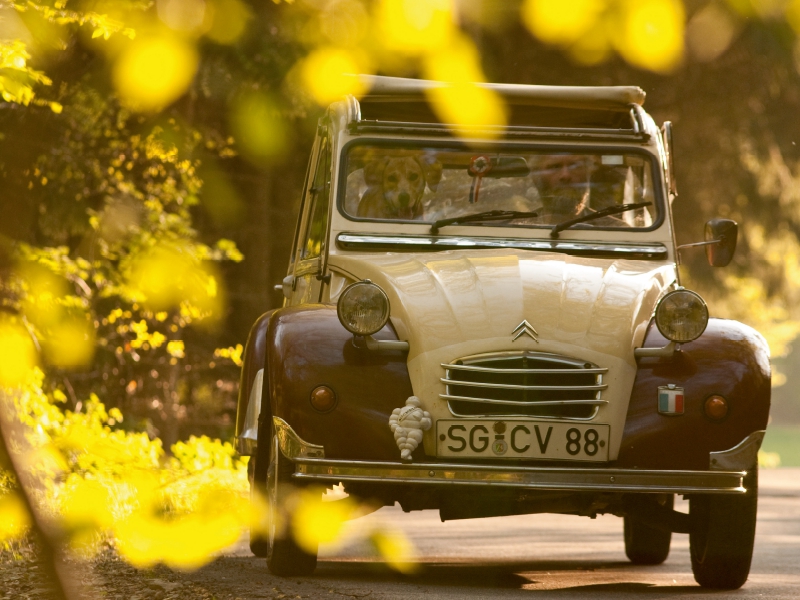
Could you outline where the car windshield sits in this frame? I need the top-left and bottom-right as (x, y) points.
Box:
(340, 144), (659, 231)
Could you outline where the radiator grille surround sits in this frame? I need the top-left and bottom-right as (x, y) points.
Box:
(441, 351), (607, 420)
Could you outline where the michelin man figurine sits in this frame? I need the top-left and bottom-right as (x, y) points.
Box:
(389, 396), (432, 460)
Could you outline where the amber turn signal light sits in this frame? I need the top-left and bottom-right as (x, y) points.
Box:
(310, 385), (337, 412)
(704, 395), (728, 420)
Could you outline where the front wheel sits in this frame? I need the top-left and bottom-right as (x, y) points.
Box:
(624, 495), (673, 565)
(690, 467), (758, 589)
(265, 433), (319, 576)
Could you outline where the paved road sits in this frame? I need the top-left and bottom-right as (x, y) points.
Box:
(185, 468), (800, 599)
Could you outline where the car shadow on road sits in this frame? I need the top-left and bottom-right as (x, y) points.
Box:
(189, 556), (717, 596)
(314, 560), (703, 595)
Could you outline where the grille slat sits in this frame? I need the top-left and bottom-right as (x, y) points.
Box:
(442, 364), (608, 375)
(439, 378), (607, 392)
(441, 394), (608, 407)
(441, 351), (605, 420)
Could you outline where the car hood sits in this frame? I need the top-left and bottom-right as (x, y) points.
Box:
(329, 249), (676, 364)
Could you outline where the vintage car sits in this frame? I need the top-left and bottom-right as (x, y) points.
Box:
(235, 76), (770, 589)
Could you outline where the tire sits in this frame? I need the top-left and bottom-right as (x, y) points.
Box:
(265, 432), (319, 576)
(690, 466), (758, 589)
(248, 419), (270, 558)
(624, 495), (673, 565)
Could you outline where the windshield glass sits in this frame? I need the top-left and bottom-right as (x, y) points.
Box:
(340, 144), (660, 231)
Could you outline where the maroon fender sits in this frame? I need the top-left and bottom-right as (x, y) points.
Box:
(266, 304), (414, 461)
(615, 318), (771, 470)
(235, 310), (277, 441)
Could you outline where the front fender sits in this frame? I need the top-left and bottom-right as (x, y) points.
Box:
(616, 318), (771, 470)
(267, 304), (414, 461)
(235, 310), (277, 454)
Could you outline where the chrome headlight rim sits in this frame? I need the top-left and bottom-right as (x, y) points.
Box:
(655, 288), (709, 343)
(336, 279), (391, 337)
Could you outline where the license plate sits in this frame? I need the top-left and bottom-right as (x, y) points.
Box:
(436, 420), (610, 462)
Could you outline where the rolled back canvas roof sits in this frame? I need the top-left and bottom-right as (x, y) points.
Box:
(357, 75), (646, 111)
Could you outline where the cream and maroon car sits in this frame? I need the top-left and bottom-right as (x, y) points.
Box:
(236, 76), (769, 588)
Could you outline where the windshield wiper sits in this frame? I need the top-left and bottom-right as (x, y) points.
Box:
(549, 202), (652, 239)
(430, 210), (539, 234)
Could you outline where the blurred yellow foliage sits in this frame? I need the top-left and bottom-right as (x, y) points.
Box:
(125, 243), (224, 320)
(115, 500), (245, 569)
(521, 0), (684, 72)
(522, 0), (605, 44)
(291, 488), (355, 552)
(300, 47), (372, 105)
(229, 92), (289, 165)
(319, 0), (369, 46)
(371, 527), (418, 574)
(0, 318), (38, 388)
(205, 0), (251, 44)
(214, 344), (243, 367)
(167, 340), (186, 358)
(421, 35), (507, 136)
(0, 491), (31, 542)
(113, 35), (199, 112)
(2, 376), (251, 567)
(758, 450), (781, 468)
(617, 0), (684, 72)
(43, 317), (96, 368)
(157, 0), (208, 33)
(376, 0), (454, 55)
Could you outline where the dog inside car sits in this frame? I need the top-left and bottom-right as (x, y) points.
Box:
(357, 155), (442, 220)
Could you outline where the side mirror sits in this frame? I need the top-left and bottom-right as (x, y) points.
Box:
(705, 218), (738, 267)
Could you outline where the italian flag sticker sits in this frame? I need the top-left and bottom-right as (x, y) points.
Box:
(658, 386), (684, 415)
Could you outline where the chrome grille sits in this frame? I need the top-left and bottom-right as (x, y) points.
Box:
(441, 351), (608, 420)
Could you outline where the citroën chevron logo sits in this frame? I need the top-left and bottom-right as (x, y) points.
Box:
(512, 320), (539, 342)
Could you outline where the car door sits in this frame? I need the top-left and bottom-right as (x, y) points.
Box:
(288, 125), (331, 306)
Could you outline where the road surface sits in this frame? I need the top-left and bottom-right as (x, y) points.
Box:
(179, 468), (800, 599)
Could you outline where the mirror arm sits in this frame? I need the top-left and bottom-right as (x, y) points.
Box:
(676, 238), (722, 254)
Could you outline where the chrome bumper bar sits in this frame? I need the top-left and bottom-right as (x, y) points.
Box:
(293, 458), (746, 494)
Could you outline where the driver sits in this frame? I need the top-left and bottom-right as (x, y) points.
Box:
(534, 154), (628, 225)
(534, 154), (594, 222)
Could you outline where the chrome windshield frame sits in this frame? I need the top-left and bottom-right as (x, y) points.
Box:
(336, 233), (669, 259)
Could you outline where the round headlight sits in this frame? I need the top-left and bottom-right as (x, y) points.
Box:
(337, 280), (390, 336)
(655, 289), (709, 343)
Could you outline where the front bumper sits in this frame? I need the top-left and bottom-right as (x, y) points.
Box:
(293, 458), (746, 495)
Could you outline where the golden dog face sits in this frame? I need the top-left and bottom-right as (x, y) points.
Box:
(382, 157), (426, 219)
(359, 154), (443, 220)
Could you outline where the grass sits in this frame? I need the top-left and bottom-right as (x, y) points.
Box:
(761, 425), (800, 467)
